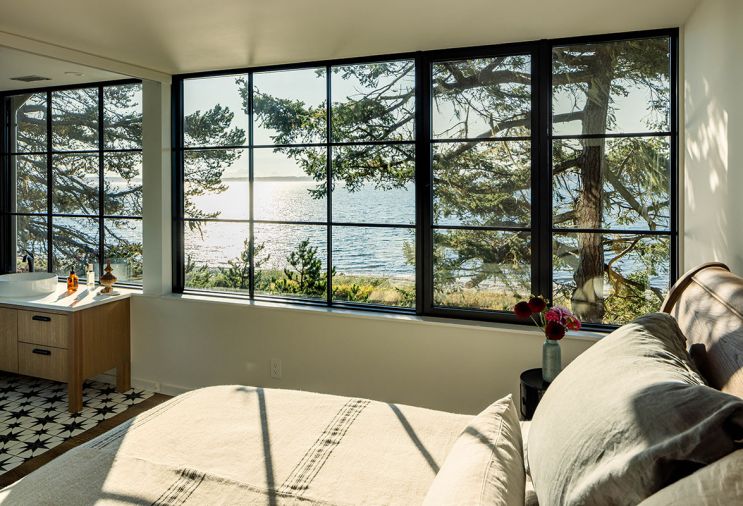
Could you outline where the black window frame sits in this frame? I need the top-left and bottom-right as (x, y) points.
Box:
(0, 78), (144, 286)
(171, 28), (679, 330)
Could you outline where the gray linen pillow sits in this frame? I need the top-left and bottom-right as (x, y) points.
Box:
(527, 312), (743, 505)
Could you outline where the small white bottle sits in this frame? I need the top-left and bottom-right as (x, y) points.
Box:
(87, 263), (96, 290)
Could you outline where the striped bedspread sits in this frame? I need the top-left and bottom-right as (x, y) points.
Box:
(0, 386), (472, 505)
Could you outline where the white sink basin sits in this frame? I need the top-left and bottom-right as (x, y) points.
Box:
(0, 272), (58, 298)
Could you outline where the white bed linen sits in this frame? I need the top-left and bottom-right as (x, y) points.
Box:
(0, 386), (473, 505)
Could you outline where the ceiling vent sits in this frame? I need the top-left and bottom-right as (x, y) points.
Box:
(9, 75), (51, 83)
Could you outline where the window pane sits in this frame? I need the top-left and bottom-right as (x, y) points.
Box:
(104, 219), (142, 284)
(552, 37), (671, 136)
(9, 93), (47, 153)
(52, 88), (99, 151)
(254, 224), (327, 300)
(332, 226), (415, 307)
(104, 152), (142, 216)
(433, 141), (530, 227)
(553, 233), (670, 325)
(332, 144), (415, 225)
(553, 136), (670, 230)
(52, 153), (99, 215)
(253, 68), (327, 145)
(254, 147), (326, 222)
(331, 60), (415, 142)
(104, 83), (143, 149)
(53, 217), (99, 276)
(184, 221), (250, 292)
(12, 154), (47, 214)
(184, 148), (249, 220)
(15, 215), (48, 272)
(432, 55), (531, 140)
(184, 74), (248, 148)
(433, 229), (530, 310)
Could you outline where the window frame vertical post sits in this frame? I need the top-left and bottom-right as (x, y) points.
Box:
(416, 53), (433, 315)
(97, 85), (105, 276)
(171, 77), (185, 293)
(45, 91), (53, 273)
(534, 41), (553, 302)
(248, 72), (255, 299)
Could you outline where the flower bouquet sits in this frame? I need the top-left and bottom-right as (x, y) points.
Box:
(513, 296), (581, 382)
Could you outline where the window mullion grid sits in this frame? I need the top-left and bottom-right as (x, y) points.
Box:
(46, 92), (53, 273)
(248, 72), (255, 300)
(326, 65), (333, 307)
(98, 86), (105, 277)
(172, 30), (677, 324)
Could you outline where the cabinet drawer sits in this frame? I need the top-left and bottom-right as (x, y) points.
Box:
(18, 343), (68, 383)
(17, 310), (69, 348)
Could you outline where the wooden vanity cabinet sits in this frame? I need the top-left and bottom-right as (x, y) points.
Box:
(0, 308), (18, 373)
(0, 298), (130, 413)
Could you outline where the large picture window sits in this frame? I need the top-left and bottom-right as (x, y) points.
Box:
(2, 81), (143, 284)
(173, 29), (678, 327)
(180, 61), (417, 308)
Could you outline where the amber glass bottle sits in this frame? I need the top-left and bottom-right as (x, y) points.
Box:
(66, 269), (79, 291)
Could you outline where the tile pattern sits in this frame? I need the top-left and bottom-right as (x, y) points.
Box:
(0, 372), (152, 475)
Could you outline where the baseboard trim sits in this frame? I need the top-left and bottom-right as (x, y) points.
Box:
(90, 373), (192, 396)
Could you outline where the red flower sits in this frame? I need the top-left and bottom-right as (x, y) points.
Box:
(514, 301), (532, 319)
(566, 316), (582, 331)
(545, 321), (566, 340)
(528, 296), (547, 314)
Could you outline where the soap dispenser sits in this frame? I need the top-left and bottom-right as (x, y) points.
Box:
(66, 268), (79, 291)
(86, 263), (96, 290)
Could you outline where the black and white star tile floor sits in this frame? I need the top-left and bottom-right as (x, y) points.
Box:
(0, 372), (152, 475)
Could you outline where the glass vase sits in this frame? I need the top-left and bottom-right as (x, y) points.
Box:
(542, 339), (561, 383)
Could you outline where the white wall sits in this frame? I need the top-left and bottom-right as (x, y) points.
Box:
(684, 0), (743, 275)
(129, 294), (594, 414)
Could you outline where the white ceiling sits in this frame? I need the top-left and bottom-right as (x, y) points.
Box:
(0, 46), (129, 91)
(0, 0), (700, 76)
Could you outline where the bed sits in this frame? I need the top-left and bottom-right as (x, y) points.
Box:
(0, 386), (475, 505)
(0, 262), (741, 505)
(660, 262), (743, 397)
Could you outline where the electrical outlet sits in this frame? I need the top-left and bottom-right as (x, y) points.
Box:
(270, 359), (282, 379)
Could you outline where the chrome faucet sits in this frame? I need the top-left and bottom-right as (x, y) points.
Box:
(21, 250), (34, 272)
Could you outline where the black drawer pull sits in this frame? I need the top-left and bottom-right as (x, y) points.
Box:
(32, 315), (51, 322)
(32, 348), (51, 356)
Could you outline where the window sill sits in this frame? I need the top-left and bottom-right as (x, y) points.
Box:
(134, 291), (606, 342)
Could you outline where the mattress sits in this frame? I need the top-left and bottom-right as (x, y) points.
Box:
(0, 386), (473, 505)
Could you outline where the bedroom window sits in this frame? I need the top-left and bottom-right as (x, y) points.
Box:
(550, 37), (674, 324)
(1, 81), (143, 284)
(430, 54), (533, 312)
(173, 29), (678, 328)
(179, 60), (417, 308)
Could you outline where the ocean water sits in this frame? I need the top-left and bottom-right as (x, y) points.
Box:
(185, 179), (416, 277)
(183, 178), (670, 291)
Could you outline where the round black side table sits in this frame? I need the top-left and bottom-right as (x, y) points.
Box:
(520, 368), (550, 421)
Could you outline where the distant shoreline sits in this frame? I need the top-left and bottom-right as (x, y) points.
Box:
(223, 176), (315, 182)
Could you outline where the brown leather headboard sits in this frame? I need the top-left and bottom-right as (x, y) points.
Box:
(661, 262), (743, 398)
